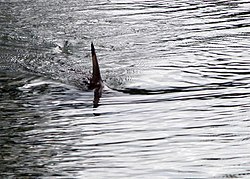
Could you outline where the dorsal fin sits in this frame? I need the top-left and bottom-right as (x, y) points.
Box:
(91, 42), (102, 86)
(90, 43), (103, 107)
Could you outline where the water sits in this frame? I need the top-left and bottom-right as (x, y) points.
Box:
(1, 0), (250, 178)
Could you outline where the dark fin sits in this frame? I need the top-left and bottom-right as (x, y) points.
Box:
(91, 42), (102, 87)
(90, 42), (103, 108)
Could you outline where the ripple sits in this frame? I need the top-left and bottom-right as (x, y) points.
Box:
(1, 0), (250, 178)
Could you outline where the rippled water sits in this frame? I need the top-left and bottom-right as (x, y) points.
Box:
(1, 0), (250, 178)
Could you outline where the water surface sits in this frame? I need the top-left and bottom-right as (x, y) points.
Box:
(1, 0), (250, 178)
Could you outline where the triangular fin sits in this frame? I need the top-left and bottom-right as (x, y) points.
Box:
(90, 43), (103, 107)
(90, 42), (102, 89)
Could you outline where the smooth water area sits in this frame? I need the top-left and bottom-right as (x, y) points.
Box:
(1, 0), (250, 178)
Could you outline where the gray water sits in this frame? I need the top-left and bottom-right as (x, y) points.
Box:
(1, 0), (250, 178)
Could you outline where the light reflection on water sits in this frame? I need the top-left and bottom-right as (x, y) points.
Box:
(1, 0), (250, 178)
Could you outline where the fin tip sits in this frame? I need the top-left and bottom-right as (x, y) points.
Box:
(91, 42), (95, 51)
